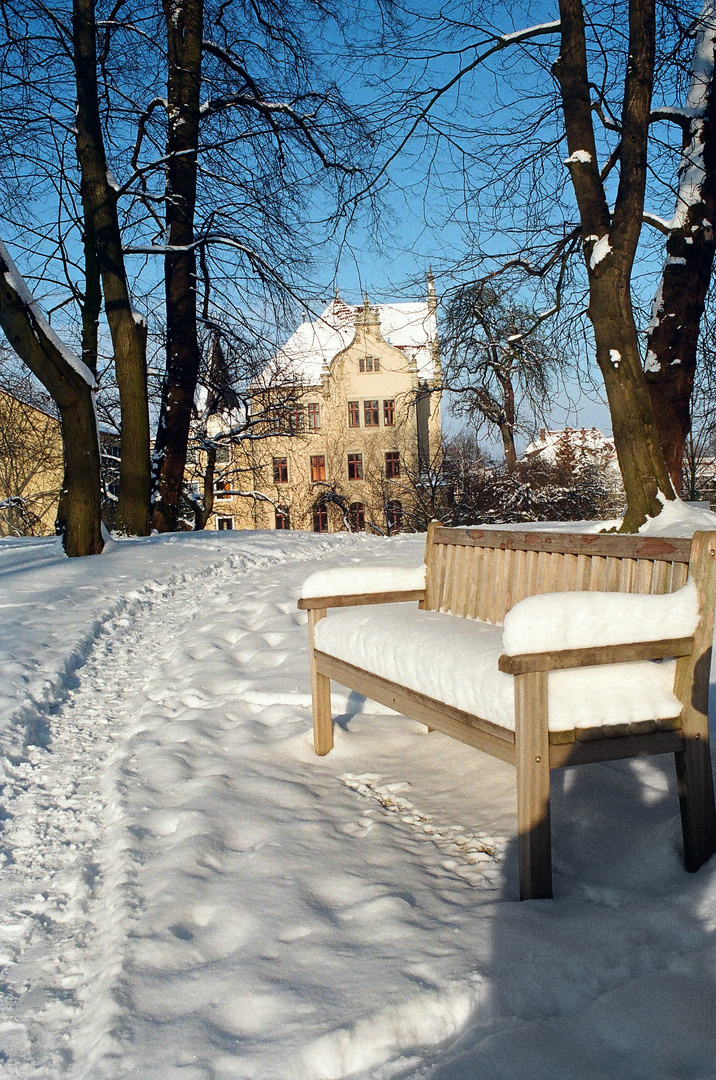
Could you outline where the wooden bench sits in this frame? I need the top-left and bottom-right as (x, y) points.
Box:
(298, 524), (716, 899)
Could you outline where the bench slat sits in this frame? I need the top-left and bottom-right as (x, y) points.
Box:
(298, 590), (425, 611)
(432, 527), (692, 562)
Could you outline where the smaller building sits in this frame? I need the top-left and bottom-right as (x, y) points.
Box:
(0, 387), (64, 536)
(523, 427), (622, 481)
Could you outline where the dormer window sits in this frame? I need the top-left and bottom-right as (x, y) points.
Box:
(359, 356), (380, 373)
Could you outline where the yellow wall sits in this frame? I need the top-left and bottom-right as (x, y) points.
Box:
(0, 390), (64, 537)
(206, 306), (442, 533)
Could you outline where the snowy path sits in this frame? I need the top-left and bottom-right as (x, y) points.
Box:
(1, 533), (716, 1079)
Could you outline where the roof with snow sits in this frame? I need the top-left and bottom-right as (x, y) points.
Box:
(264, 294), (439, 385)
(523, 428), (620, 472)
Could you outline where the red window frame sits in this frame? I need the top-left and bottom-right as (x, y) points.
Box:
(348, 401), (360, 428)
(385, 451), (400, 478)
(383, 399), (395, 426)
(347, 453), (363, 480)
(313, 503), (328, 532)
(349, 502), (365, 531)
(272, 456), (288, 483)
(364, 400), (379, 427)
(307, 402), (321, 429)
(310, 454), (326, 482)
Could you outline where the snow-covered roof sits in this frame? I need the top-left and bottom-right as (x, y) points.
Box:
(523, 428), (621, 475)
(265, 295), (439, 385)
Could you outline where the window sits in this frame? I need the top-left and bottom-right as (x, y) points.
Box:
(386, 499), (403, 534)
(310, 454), (326, 482)
(385, 451), (401, 478)
(348, 401), (360, 428)
(273, 456), (288, 483)
(217, 516), (233, 530)
(359, 356), (380, 372)
(216, 445), (230, 463)
(313, 502), (328, 532)
(307, 402), (321, 429)
(289, 407), (305, 431)
(364, 400), (379, 427)
(186, 446), (199, 465)
(383, 399), (395, 426)
(214, 479), (232, 501)
(349, 502), (365, 531)
(347, 453), (363, 480)
(275, 506), (290, 530)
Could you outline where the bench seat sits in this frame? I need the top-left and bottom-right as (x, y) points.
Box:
(314, 603), (682, 736)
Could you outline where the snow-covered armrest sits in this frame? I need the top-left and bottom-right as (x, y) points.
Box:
(498, 581), (699, 674)
(297, 565), (426, 610)
(498, 637), (693, 674)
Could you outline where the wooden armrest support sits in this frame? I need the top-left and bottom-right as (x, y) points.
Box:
(498, 636), (694, 675)
(298, 588), (426, 610)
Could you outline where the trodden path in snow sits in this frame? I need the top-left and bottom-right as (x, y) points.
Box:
(0, 539), (510, 1080)
(3, 534), (716, 1080)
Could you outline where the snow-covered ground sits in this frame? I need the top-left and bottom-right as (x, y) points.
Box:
(1, 526), (716, 1080)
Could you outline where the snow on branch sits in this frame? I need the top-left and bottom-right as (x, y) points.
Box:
(0, 240), (96, 388)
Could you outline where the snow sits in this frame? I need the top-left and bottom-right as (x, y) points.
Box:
(265, 296), (439, 385)
(301, 564), (426, 598)
(1, 526), (716, 1079)
(645, 349), (660, 372)
(314, 604), (682, 733)
(564, 150), (592, 164)
(589, 234), (613, 269)
(0, 241), (96, 389)
(502, 580), (699, 653)
(640, 492), (716, 535)
(609, 348), (621, 367)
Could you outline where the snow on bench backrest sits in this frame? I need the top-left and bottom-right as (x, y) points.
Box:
(422, 524), (694, 625)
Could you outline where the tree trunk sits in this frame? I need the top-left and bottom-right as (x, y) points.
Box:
(0, 242), (103, 556)
(152, 0), (204, 532)
(72, 0), (151, 536)
(555, 0), (676, 531)
(645, 0), (716, 491)
(193, 445), (216, 529)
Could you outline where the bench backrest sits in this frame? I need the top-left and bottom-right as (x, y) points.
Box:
(422, 524), (695, 624)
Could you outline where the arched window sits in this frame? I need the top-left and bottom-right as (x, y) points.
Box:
(349, 502), (365, 531)
(313, 501), (328, 533)
(386, 499), (402, 534)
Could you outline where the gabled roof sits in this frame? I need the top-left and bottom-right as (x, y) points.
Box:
(264, 294), (439, 385)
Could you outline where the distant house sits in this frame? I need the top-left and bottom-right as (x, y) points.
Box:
(523, 427), (623, 484)
(199, 278), (442, 533)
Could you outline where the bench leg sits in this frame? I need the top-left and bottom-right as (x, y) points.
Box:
(675, 737), (716, 872)
(308, 608), (333, 755)
(514, 671), (553, 900)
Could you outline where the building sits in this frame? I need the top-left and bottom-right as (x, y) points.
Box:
(0, 387), (64, 536)
(204, 280), (442, 533)
(523, 427), (622, 480)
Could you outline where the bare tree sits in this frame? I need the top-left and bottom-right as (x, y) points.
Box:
(72, 0), (151, 536)
(0, 242), (103, 556)
(442, 280), (562, 470)
(645, 0), (716, 489)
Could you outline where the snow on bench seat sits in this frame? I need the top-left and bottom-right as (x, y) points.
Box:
(314, 603), (683, 735)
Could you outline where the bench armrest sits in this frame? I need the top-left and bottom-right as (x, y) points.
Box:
(298, 588), (426, 611)
(498, 636), (694, 675)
